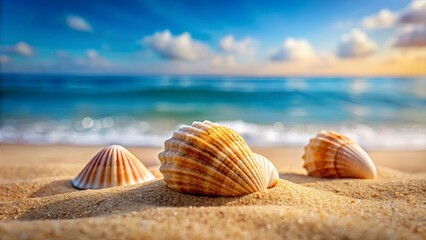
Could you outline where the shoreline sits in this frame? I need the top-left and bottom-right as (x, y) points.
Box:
(1, 143), (425, 174)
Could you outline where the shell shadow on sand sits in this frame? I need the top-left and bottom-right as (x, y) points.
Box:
(281, 167), (426, 200)
(0, 178), (78, 201)
(30, 179), (78, 198)
(1, 167), (423, 222)
(279, 173), (333, 184)
(0, 177), (360, 221)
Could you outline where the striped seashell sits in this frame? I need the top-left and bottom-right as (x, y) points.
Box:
(302, 131), (377, 179)
(158, 120), (279, 197)
(72, 145), (155, 189)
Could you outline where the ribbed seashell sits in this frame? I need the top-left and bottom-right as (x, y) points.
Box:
(72, 145), (155, 189)
(302, 131), (377, 179)
(158, 120), (279, 197)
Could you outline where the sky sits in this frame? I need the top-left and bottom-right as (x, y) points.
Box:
(0, 0), (425, 76)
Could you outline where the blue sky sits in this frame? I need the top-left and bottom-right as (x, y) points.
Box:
(0, 0), (425, 75)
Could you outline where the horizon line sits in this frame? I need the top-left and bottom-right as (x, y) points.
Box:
(1, 71), (425, 78)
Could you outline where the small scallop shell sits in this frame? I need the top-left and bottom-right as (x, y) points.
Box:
(302, 131), (377, 179)
(72, 145), (155, 189)
(158, 120), (279, 197)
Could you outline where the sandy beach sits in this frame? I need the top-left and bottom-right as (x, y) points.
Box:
(0, 144), (425, 239)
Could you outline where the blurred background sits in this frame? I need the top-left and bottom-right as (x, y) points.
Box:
(0, 0), (425, 150)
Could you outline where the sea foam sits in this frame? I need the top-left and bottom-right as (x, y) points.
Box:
(1, 118), (425, 150)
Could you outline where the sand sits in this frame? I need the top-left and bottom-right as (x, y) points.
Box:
(0, 144), (425, 239)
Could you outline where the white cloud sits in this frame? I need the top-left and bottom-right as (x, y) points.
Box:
(219, 35), (255, 55)
(0, 55), (10, 63)
(15, 42), (34, 56)
(337, 29), (376, 58)
(392, 25), (426, 47)
(141, 30), (210, 61)
(66, 15), (92, 32)
(86, 49), (98, 59)
(74, 49), (111, 68)
(86, 49), (110, 67)
(360, 1), (425, 30)
(270, 38), (316, 62)
(1, 42), (34, 56)
(362, 9), (398, 30)
(399, 1), (426, 24)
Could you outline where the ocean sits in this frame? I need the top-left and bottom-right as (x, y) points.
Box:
(1, 74), (425, 150)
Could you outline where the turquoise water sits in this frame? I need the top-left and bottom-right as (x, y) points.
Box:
(1, 74), (425, 149)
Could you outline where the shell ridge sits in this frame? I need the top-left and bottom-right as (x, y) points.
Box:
(118, 147), (131, 185)
(111, 146), (120, 187)
(72, 145), (155, 189)
(223, 131), (263, 191)
(97, 146), (111, 188)
(101, 146), (115, 187)
(129, 155), (147, 183)
(193, 121), (213, 131)
(162, 169), (243, 196)
(252, 154), (268, 188)
(161, 146), (251, 193)
(126, 149), (142, 184)
(160, 150), (249, 194)
(73, 146), (107, 188)
(160, 166), (244, 196)
(332, 140), (352, 178)
(218, 126), (264, 190)
(158, 121), (280, 196)
(253, 154), (279, 189)
(165, 131), (257, 192)
(120, 147), (155, 183)
(99, 146), (112, 188)
(302, 131), (377, 179)
(125, 150), (139, 184)
(342, 144), (377, 178)
(86, 146), (110, 188)
(206, 125), (260, 192)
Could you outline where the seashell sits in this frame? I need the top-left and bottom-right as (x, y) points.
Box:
(302, 131), (377, 179)
(158, 120), (279, 197)
(72, 145), (155, 189)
